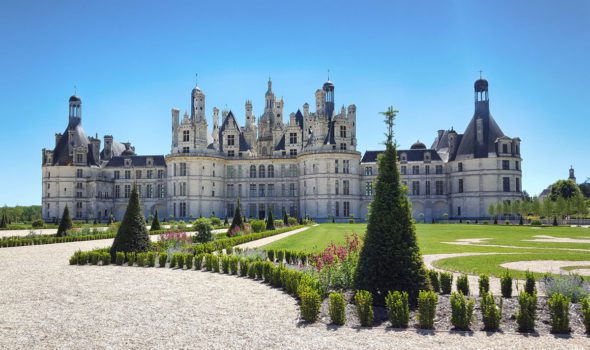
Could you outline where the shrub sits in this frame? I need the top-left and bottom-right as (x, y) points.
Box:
(531, 219), (542, 226)
(79, 251), (89, 265)
(288, 217), (298, 226)
(450, 292), (474, 331)
(115, 252), (125, 265)
(581, 296), (590, 334)
(229, 256), (239, 275)
(56, 205), (73, 237)
(101, 252), (110, 265)
(169, 253), (177, 268)
(516, 291), (537, 333)
(204, 254), (214, 271)
(127, 252), (136, 266)
(542, 274), (588, 303)
(90, 251), (100, 265)
(194, 254), (204, 270)
(417, 290), (438, 329)
(456, 274), (470, 296)
(221, 256), (230, 274)
(300, 288), (322, 323)
(110, 186), (150, 258)
(428, 270), (440, 293)
(440, 272), (453, 294)
(212, 255), (220, 273)
(239, 258), (249, 277)
(228, 198), (244, 235)
(69, 251), (81, 265)
(355, 290), (374, 327)
(194, 218), (213, 243)
(158, 252), (167, 267)
(500, 270), (513, 298)
(185, 253), (194, 270)
(480, 292), (501, 331)
(329, 291), (347, 326)
(524, 270), (536, 295)
(147, 252), (155, 267)
(385, 290), (409, 328)
(548, 293), (570, 334)
(247, 262), (256, 279)
(266, 208), (275, 231)
(210, 216), (222, 227)
(267, 250), (275, 262)
(150, 211), (161, 231)
(479, 274), (490, 295)
(31, 219), (44, 229)
(136, 253), (146, 267)
(250, 219), (266, 233)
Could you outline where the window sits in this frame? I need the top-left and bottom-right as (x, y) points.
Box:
(400, 154), (407, 161)
(435, 181), (444, 195)
(412, 165), (420, 175)
(136, 170), (142, 179)
(290, 149), (297, 156)
(516, 145), (520, 155)
(289, 133), (297, 144)
(183, 130), (190, 142)
(250, 165), (256, 178)
(502, 160), (510, 170)
(457, 206), (462, 217)
(425, 180), (431, 195)
(182, 147), (189, 153)
(115, 185), (120, 198)
(124, 185), (131, 198)
(335, 180), (339, 195)
(212, 190), (215, 197)
(340, 143), (347, 150)
(435, 165), (443, 174)
(179, 202), (187, 217)
(503, 177), (510, 192)
(76, 191), (82, 198)
(401, 166), (407, 175)
(502, 144), (508, 154)
(289, 164), (297, 177)
(147, 184), (153, 198)
(125, 170), (131, 179)
(259, 165), (265, 178)
(289, 183), (296, 197)
(335, 202), (340, 217)
(343, 160), (350, 174)
(227, 150), (235, 157)
(249, 184), (257, 197)
(227, 203), (235, 218)
(267, 165), (274, 178)
(180, 182), (186, 196)
(281, 183), (286, 197)
(76, 182), (83, 189)
(179, 163), (187, 176)
(280, 164), (286, 177)
(412, 181), (420, 195)
(147, 170), (153, 179)
(343, 201), (350, 217)
(227, 184), (234, 197)
(458, 163), (463, 172)
(365, 167), (373, 176)
(238, 184), (242, 197)
(458, 179), (464, 193)
(340, 125), (347, 138)
(259, 184), (266, 197)
(76, 169), (83, 178)
(516, 177), (521, 192)
(268, 184), (275, 197)
(158, 170), (164, 179)
(515, 161), (520, 170)
(365, 181), (373, 196)
(137, 185), (142, 198)
(158, 184), (165, 198)
(227, 165), (234, 179)
(425, 165), (430, 175)
(343, 180), (350, 195)
(335, 160), (339, 174)
(76, 154), (83, 164)
(227, 135), (235, 146)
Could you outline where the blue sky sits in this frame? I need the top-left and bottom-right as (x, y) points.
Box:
(1, 0), (588, 206)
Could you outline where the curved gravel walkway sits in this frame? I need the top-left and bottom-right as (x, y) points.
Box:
(0, 241), (587, 348)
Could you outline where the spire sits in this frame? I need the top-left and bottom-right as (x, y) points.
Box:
(267, 76), (272, 94)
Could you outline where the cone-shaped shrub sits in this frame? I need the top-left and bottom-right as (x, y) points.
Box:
(282, 207), (289, 226)
(428, 270), (440, 293)
(440, 272), (453, 294)
(479, 274), (490, 295)
(228, 198), (244, 235)
(354, 107), (428, 305)
(150, 211), (161, 231)
(266, 206), (275, 231)
(456, 274), (470, 296)
(500, 269), (513, 298)
(56, 205), (73, 237)
(0, 208), (7, 229)
(110, 185), (150, 260)
(524, 270), (536, 295)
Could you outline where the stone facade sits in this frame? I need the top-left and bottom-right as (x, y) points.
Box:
(41, 77), (522, 223)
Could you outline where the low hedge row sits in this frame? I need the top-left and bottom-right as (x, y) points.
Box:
(265, 249), (312, 265)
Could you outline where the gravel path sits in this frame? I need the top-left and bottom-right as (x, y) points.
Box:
(234, 226), (312, 250)
(501, 260), (590, 276)
(0, 240), (588, 348)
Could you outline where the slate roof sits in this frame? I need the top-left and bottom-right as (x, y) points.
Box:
(274, 134), (285, 151)
(100, 140), (126, 159)
(295, 109), (304, 130)
(52, 119), (99, 166)
(454, 101), (504, 160)
(104, 155), (166, 168)
(361, 149), (442, 163)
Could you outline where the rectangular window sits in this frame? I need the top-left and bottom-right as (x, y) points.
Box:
(137, 185), (142, 198)
(516, 177), (521, 192)
(114, 171), (120, 179)
(158, 170), (164, 179)
(182, 147), (189, 154)
(179, 163), (187, 176)
(502, 160), (510, 170)
(289, 133), (297, 144)
(425, 180), (431, 195)
(250, 184), (256, 197)
(238, 184), (242, 197)
(227, 184), (234, 197)
(343, 180), (350, 195)
(290, 149), (298, 156)
(335, 160), (339, 174)
(343, 201), (350, 217)
(76, 154), (83, 164)
(502, 144), (508, 154)
(227, 135), (235, 146)
(136, 170), (142, 179)
(503, 177), (510, 192)
(147, 184), (153, 198)
(515, 161), (520, 170)
(125, 170), (131, 179)
(76, 169), (83, 178)
(268, 184), (274, 197)
(335, 202), (340, 217)
(281, 183), (286, 197)
(259, 184), (265, 197)
(335, 180), (339, 195)
(458, 179), (464, 193)
(158, 184), (165, 198)
(457, 206), (462, 217)
(227, 203), (235, 218)
(124, 185), (131, 198)
(401, 166), (407, 175)
(179, 202), (187, 217)
(183, 130), (190, 142)
(436, 165), (443, 174)
(435, 181), (444, 195)
(227, 150), (235, 157)
(412, 165), (419, 175)
(425, 165), (430, 175)
(147, 170), (153, 179)
(289, 183), (296, 197)
(180, 182), (186, 196)
(412, 181), (420, 195)
(343, 160), (350, 174)
(115, 185), (120, 198)
(365, 181), (373, 196)
(340, 143), (347, 150)
(365, 167), (373, 176)
(340, 125), (347, 138)
(249, 204), (257, 218)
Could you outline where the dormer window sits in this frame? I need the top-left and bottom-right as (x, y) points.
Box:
(227, 135), (235, 146)
(124, 159), (132, 167)
(400, 153), (407, 162)
(147, 158), (153, 167)
(424, 152), (431, 161)
(502, 144), (508, 154)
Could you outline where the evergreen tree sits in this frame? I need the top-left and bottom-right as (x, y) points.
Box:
(110, 185), (151, 259)
(266, 206), (275, 230)
(228, 198), (244, 234)
(282, 207), (289, 226)
(56, 205), (73, 237)
(107, 214), (113, 225)
(0, 208), (7, 229)
(150, 210), (161, 231)
(354, 107), (428, 305)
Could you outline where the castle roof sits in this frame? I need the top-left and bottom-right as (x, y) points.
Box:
(104, 155), (166, 168)
(52, 119), (98, 166)
(361, 149), (442, 163)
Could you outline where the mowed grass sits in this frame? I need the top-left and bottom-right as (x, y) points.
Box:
(263, 223), (590, 278)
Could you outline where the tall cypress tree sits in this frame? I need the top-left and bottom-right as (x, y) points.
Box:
(56, 205), (73, 237)
(228, 198), (244, 234)
(150, 210), (161, 231)
(282, 207), (289, 226)
(0, 208), (7, 229)
(110, 185), (150, 258)
(266, 205), (275, 230)
(354, 107), (428, 305)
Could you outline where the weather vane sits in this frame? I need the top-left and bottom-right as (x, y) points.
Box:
(195, 73), (198, 86)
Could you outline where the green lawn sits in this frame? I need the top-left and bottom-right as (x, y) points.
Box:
(263, 223), (590, 278)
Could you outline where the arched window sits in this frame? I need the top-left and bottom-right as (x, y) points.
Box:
(268, 165), (274, 178)
(259, 165), (266, 178)
(250, 165), (256, 178)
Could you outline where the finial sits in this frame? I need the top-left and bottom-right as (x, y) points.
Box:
(74, 85), (77, 95)
(327, 69), (330, 81)
(479, 70), (483, 79)
(195, 73), (198, 87)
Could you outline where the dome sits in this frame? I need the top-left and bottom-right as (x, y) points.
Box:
(192, 85), (202, 94)
(69, 95), (81, 103)
(322, 80), (334, 90)
(410, 140), (427, 150)
(474, 78), (488, 92)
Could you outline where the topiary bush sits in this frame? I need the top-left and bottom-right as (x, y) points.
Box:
(456, 274), (470, 296)
(110, 186), (150, 259)
(329, 291), (347, 326)
(355, 290), (374, 327)
(239, 258), (249, 277)
(480, 292), (502, 331)
(250, 219), (265, 233)
(300, 288), (322, 323)
(582, 296), (590, 334)
(90, 251), (100, 265)
(194, 253), (204, 270)
(266, 207), (275, 231)
(440, 272), (453, 294)
(479, 274), (490, 296)
(31, 219), (45, 229)
(169, 253), (177, 268)
(267, 249), (275, 262)
(185, 253), (194, 270)
(212, 255), (220, 273)
(229, 256), (239, 275)
(147, 251), (155, 267)
(115, 252), (125, 265)
(221, 255), (230, 274)
(516, 291), (537, 333)
(150, 211), (161, 231)
(277, 250), (285, 263)
(158, 252), (167, 267)
(101, 252), (110, 265)
(548, 293), (570, 334)
(194, 218), (213, 243)
(136, 253), (146, 267)
(417, 290), (438, 329)
(525, 270), (536, 295)
(450, 291), (474, 331)
(204, 253), (213, 271)
(501, 270), (513, 298)
(56, 205), (73, 237)
(385, 290), (409, 328)
(428, 270), (440, 293)
(247, 262), (256, 279)
(126, 252), (136, 266)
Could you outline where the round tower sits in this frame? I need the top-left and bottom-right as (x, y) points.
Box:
(69, 95), (82, 124)
(323, 79), (334, 119)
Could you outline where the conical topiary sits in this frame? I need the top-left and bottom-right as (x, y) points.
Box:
(354, 107), (428, 305)
(56, 205), (73, 237)
(282, 207), (289, 226)
(0, 208), (7, 229)
(266, 206), (275, 230)
(150, 210), (161, 231)
(110, 185), (150, 259)
(228, 198), (244, 235)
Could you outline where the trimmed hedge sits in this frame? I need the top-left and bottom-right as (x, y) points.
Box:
(450, 291), (474, 331)
(516, 291), (537, 333)
(440, 272), (453, 295)
(329, 291), (347, 326)
(385, 290), (409, 328)
(418, 290), (438, 329)
(480, 292), (502, 331)
(355, 290), (374, 327)
(548, 293), (570, 334)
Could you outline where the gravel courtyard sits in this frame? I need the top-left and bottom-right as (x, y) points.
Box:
(0, 240), (588, 349)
